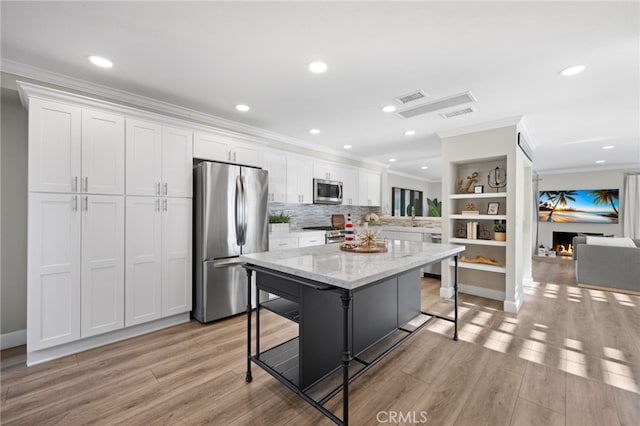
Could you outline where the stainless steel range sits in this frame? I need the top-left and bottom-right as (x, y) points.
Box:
(301, 226), (345, 244)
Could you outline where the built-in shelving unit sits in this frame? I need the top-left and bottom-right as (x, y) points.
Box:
(449, 192), (507, 199)
(448, 260), (506, 274)
(449, 237), (506, 247)
(449, 214), (507, 220)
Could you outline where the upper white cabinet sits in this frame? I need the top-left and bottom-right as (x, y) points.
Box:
(162, 126), (193, 198)
(358, 170), (381, 206)
(28, 99), (125, 195)
(313, 160), (342, 182)
(264, 151), (287, 202)
(286, 154), (313, 204)
(126, 119), (162, 197)
(81, 110), (125, 195)
(193, 131), (263, 168)
(126, 121), (193, 198)
(342, 167), (358, 206)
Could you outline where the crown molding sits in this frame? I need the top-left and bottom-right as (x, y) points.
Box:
(437, 116), (523, 139)
(3, 59), (387, 168)
(535, 163), (640, 176)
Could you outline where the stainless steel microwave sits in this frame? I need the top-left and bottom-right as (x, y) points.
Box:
(313, 178), (343, 204)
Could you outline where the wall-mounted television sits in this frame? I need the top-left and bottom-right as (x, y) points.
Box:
(538, 189), (619, 223)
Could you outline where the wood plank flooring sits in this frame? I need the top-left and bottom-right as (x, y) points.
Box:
(2, 259), (639, 425)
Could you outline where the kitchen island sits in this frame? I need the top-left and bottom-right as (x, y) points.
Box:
(240, 240), (464, 426)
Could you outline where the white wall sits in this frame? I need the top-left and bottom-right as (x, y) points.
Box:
(1, 88), (28, 334)
(537, 169), (624, 248)
(383, 171), (436, 216)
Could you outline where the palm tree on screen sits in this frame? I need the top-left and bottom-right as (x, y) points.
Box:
(588, 189), (619, 215)
(541, 190), (577, 221)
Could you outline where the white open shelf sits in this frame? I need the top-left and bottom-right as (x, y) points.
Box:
(449, 192), (507, 199)
(449, 260), (506, 274)
(449, 237), (507, 247)
(449, 214), (507, 220)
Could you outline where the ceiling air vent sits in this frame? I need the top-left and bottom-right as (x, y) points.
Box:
(395, 90), (427, 105)
(441, 107), (475, 119)
(397, 91), (476, 119)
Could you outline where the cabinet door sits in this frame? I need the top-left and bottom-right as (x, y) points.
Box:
(162, 126), (193, 198)
(342, 167), (358, 206)
(193, 131), (229, 162)
(234, 141), (264, 168)
(162, 198), (192, 317)
(286, 155), (313, 204)
(368, 172), (381, 206)
(82, 110), (125, 195)
(269, 236), (298, 251)
(27, 193), (81, 350)
(313, 160), (342, 181)
(125, 196), (162, 326)
(126, 119), (162, 196)
(81, 195), (124, 337)
(28, 98), (81, 193)
(265, 152), (286, 202)
(357, 170), (369, 206)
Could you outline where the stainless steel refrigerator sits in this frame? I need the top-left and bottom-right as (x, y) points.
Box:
(194, 161), (269, 323)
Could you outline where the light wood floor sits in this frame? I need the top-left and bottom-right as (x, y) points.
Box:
(2, 260), (639, 425)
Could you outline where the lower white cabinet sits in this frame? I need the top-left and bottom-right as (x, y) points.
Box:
(126, 196), (192, 326)
(269, 236), (298, 251)
(298, 234), (324, 247)
(28, 193), (125, 350)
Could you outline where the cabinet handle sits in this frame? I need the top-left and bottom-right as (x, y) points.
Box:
(163, 182), (168, 196)
(156, 182), (161, 195)
(71, 196), (78, 211)
(163, 199), (168, 211)
(233, 152), (237, 162)
(228, 151), (232, 161)
(83, 176), (88, 192)
(155, 198), (160, 211)
(83, 196), (88, 211)
(73, 176), (78, 192)
(278, 243), (287, 246)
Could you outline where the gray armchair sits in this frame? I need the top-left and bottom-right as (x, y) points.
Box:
(572, 236), (640, 293)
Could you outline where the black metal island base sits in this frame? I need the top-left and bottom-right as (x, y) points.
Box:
(240, 240), (464, 426)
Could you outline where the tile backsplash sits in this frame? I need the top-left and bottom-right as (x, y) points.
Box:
(268, 203), (380, 229)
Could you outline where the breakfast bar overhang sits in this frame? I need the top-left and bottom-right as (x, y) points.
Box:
(240, 241), (465, 426)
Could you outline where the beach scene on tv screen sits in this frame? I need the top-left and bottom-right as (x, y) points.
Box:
(538, 189), (619, 223)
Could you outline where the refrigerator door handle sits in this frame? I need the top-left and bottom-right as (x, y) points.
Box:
(209, 258), (243, 268)
(241, 176), (248, 245)
(235, 175), (244, 246)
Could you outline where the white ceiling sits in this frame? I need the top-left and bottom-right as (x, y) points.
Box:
(2, 1), (639, 180)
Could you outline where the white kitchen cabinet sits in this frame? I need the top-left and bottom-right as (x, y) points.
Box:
(358, 170), (381, 206)
(28, 193), (125, 349)
(313, 160), (342, 182)
(269, 236), (298, 251)
(162, 197), (193, 317)
(125, 197), (162, 326)
(126, 119), (163, 196)
(28, 98), (82, 193)
(264, 151), (287, 202)
(162, 126), (193, 198)
(81, 110), (125, 195)
(126, 121), (192, 198)
(125, 196), (192, 325)
(193, 131), (263, 168)
(27, 193), (81, 351)
(298, 234), (325, 247)
(286, 155), (313, 204)
(80, 195), (125, 337)
(342, 167), (358, 205)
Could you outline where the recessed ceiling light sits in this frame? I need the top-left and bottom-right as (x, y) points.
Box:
(343, 145), (352, 150)
(382, 105), (396, 113)
(560, 65), (585, 76)
(309, 129), (320, 135)
(309, 61), (328, 74)
(88, 56), (113, 68)
(404, 130), (416, 136)
(421, 166), (429, 170)
(602, 145), (615, 150)
(388, 158), (397, 162)
(596, 160), (606, 164)
(235, 104), (250, 112)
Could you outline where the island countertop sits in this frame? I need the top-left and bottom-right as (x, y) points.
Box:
(240, 240), (464, 290)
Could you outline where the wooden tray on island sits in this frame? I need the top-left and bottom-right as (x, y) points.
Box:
(340, 242), (388, 253)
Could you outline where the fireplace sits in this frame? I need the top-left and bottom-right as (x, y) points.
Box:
(552, 231), (603, 257)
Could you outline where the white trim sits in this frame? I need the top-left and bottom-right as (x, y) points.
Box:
(437, 116), (523, 139)
(439, 286), (454, 299)
(517, 116), (537, 150)
(386, 169), (435, 182)
(522, 275), (535, 287)
(504, 295), (524, 314)
(458, 283), (505, 301)
(535, 164), (640, 175)
(1, 329), (26, 350)
(26, 313), (189, 366)
(5, 61), (386, 169)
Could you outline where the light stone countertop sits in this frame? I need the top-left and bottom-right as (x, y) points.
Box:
(240, 240), (463, 290)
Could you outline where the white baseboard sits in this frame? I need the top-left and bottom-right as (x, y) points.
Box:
(522, 275), (535, 287)
(439, 286), (454, 298)
(26, 313), (190, 366)
(458, 283), (505, 301)
(1, 329), (27, 350)
(504, 296), (524, 314)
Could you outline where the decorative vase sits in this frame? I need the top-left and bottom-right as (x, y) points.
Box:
(494, 232), (506, 241)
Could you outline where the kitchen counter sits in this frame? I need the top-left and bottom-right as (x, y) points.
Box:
(375, 225), (441, 234)
(240, 240), (461, 290)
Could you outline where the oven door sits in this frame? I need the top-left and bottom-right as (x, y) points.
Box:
(313, 179), (343, 204)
